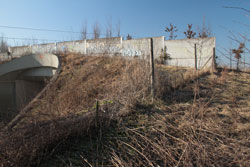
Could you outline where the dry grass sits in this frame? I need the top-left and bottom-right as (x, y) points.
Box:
(105, 70), (249, 167)
(1, 53), (246, 167)
(0, 53), (154, 166)
(39, 69), (249, 167)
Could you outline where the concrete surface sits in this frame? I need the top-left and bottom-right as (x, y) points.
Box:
(6, 36), (216, 69)
(0, 53), (59, 112)
(165, 37), (215, 69)
(0, 53), (59, 79)
(86, 37), (122, 54)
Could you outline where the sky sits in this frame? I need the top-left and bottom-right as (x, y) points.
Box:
(0, 0), (249, 65)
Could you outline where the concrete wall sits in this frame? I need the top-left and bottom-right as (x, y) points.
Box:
(121, 36), (164, 59)
(152, 36), (165, 59)
(164, 37), (215, 69)
(0, 52), (11, 62)
(56, 40), (86, 54)
(0, 80), (44, 111)
(86, 37), (122, 54)
(15, 80), (44, 110)
(0, 82), (16, 111)
(8, 36), (216, 69)
(0, 54), (59, 111)
(32, 43), (56, 54)
(122, 38), (150, 58)
(10, 45), (32, 58)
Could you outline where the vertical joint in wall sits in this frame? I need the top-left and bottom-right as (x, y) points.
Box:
(194, 43), (198, 71)
(150, 38), (155, 100)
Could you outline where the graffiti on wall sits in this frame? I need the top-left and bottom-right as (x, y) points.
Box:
(87, 43), (120, 53)
(121, 49), (142, 57)
(10, 40), (144, 58)
(87, 43), (142, 57)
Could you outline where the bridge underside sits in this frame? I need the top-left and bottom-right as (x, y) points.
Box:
(0, 54), (59, 122)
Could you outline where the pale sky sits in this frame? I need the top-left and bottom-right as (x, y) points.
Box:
(0, 0), (249, 65)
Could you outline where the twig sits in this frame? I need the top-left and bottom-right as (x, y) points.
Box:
(80, 155), (93, 167)
(153, 128), (187, 144)
(175, 143), (188, 167)
(222, 6), (250, 13)
(119, 140), (154, 167)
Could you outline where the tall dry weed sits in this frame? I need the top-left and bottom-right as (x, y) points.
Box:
(0, 54), (153, 166)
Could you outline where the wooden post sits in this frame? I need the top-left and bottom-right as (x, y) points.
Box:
(194, 43), (197, 71)
(95, 100), (99, 167)
(244, 55), (246, 70)
(95, 100), (99, 127)
(212, 47), (216, 71)
(150, 38), (155, 101)
(230, 52), (232, 70)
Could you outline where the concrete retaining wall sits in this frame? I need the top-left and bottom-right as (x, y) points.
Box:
(152, 36), (165, 59)
(0, 53), (11, 62)
(164, 37), (215, 69)
(32, 43), (56, 54)
(122, 38), (150, 58)
(10, 46), (32, 58)
(15, 80), (44, 110)
(6, 36), (216, 69)
(0, 82), (16, 111)
(0, 80), (44, 112)
(86, 37), (121, 54)
(57, 40), (86, 54)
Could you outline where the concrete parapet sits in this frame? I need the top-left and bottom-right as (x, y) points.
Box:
(86, 37), (122, 54)
(7, 36), (215, 69)
(164, 37), (215, 69)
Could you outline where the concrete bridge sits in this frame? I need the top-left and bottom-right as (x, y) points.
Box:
(0, 54), (59, 112)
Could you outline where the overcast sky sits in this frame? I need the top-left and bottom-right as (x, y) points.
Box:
(0, 0), (249, 65)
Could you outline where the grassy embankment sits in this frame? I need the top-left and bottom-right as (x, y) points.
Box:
(0, 53), (249, 166)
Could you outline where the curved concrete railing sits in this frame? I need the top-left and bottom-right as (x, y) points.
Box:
(0, 54), (59, 81)
(2, 54), (61, 131)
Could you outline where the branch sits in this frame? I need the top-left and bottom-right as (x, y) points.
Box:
(222, 6), (250, 13)
(232, 20), (250, 28)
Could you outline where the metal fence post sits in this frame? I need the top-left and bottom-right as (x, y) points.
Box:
(150, 38), (155, 101)
(194, 43), (197, 71)
(212, 47), (216, 71)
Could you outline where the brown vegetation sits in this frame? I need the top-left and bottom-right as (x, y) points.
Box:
(0, 53), (153, 166)
(40, 69), (250, 167)
(0, 53), (249, 167)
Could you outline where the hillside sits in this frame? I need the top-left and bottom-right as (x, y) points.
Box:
(0, 54), (249, 167)
(40, 69), (250, 167)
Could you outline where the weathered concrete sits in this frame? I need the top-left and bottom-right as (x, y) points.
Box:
(164, 37), (215, 69)
(122, 38), (150, 58)
(152, 36), (165, 59)
(6, 36), (216, 69)
(86, 37), (122, 54)
(0, 82), (16, 111)
(9, 45), (32, 58)
(0, 52), (11, 62)
(56, 40), (86, 54)
(0, 53), (59, 80)
(15, 80), (44, 110)
(0, 54), (59, 112)
(32, 43), (56, 54)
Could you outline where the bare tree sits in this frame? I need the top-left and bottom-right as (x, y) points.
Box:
(81, 20), (88, 40)
(232, 43), (245, 71)
(93, 21), (101, 39)
(165, 23), (178, 40)
(126, 34), (132, 40)
(0, 37), (8, 53)
(222, 6), (250, 13)
(184, 24), (196, 39)
(106, 17), (113, 38)
(197, 17), (212, 38)
(116, 19), (121, 37)
(223, 5), (249, 69)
